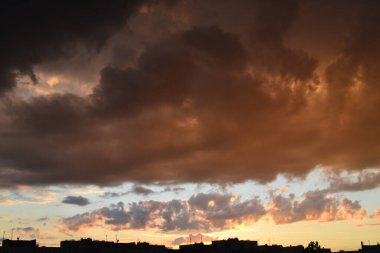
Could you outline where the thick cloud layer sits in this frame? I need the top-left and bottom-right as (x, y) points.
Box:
(58, 192), (366, 234)
(0, 0), (380, 187)
(0, 0), (146, 95)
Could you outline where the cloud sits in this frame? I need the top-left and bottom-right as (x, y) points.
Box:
(268, 191), (367, 224)
(13, 227), (40, 238)
(373, 208), (380, 221)
(0, 186), (57, 205)
(62, 196), (90, 206)
(58, 212), (99, 234)
(59, 192), (266, 233)
(0, 0), (147, 95)
(161, 186), (186, 194)
(100, 185), (185, 199)
(0, 1), (380, 187)
(132, 185), (155, 195)
(324, 169), (380, 193)
(100, 185), (156, 198)
(100, 192), (129, 199)
(172, 233), (217, 245)
(59, 191), (367, 233)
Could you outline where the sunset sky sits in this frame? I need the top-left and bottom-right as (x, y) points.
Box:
(1, 0), (380, 251)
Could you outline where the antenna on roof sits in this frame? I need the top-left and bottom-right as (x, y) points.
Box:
(115, 234), (119, 243)
(189, 234), (192, 244)
(11, 229), (14, 240)
(106, 234), (108, 242)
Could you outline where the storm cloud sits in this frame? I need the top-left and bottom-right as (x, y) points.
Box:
(0, 0), (380, 188)
(0, 0), (146, 95)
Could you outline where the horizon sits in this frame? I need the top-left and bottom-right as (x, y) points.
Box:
(1, 236), (376, 251)
(1, 1), (380, 252)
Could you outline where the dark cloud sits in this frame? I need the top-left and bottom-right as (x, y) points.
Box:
(62, 196), (90, 206)
(132, 185), (155, 195)
(0, 0), (146, 95)
(99, 202), (131, 226)
(0, 0), (379, 187)
(100, 185), (156, 198)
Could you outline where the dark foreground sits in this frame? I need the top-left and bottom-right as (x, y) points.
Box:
(1, 237), (379, 253)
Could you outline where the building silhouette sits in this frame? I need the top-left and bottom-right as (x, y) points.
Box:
(360, 242), (380, 253)
(1, 239), (38, 253)
(0, 237), (378, 253)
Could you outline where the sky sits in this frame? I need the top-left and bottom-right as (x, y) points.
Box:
(0, 0), (380, 251)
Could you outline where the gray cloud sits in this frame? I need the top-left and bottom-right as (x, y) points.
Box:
(325, 169), (380, 193)
(60, 192), (266, 232)
(59, 191), (366, 233)
(62, 196), (90, 206)
(58, 212), (98, 233)
(100, 192), (129, 199)
(269, 191), (367, 224)
(132, 185), (155, 195)
(13, 227), (40, 239)
(162, 186), (186, 194)
(100, 185), (156, 199)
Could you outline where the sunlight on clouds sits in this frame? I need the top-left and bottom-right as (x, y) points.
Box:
(12, 71), (96, 99)
(0, 186), (58, 205)
(46, 76), (60, 87)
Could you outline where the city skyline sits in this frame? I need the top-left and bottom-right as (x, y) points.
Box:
(1, 236), (379, 253)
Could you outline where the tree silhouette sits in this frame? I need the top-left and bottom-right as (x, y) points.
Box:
(305, 241), (322, 253)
